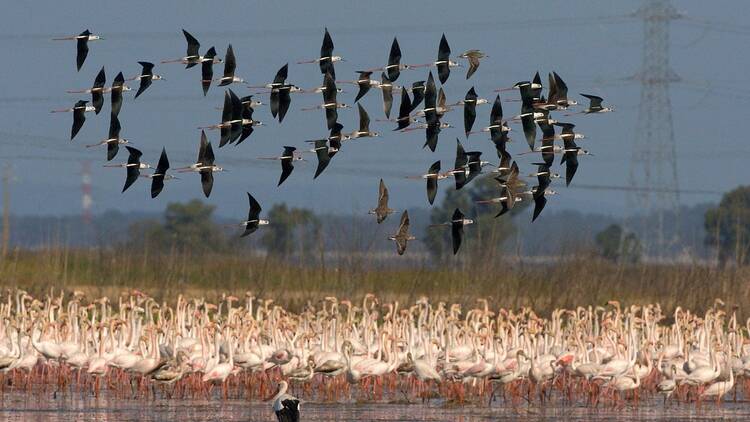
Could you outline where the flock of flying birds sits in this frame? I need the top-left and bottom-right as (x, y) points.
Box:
(51, 28), (612, 255)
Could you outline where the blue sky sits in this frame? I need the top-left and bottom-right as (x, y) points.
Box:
(1, 1), (748, 219)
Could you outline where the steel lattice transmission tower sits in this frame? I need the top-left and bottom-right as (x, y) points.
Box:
(629, 0), (681, 256)
(81, 161), (92, 225)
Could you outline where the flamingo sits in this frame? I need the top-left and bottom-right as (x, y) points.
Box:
(700, 366), (734, 403)
(656, 364), (678, 404)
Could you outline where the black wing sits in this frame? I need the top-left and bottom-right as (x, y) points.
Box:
(229, 89), (243, 143)
(463, 87), (478, 137)
(555, 122), (576, 134)
(106, 141), (119, 161)
(322, 72), (338, 128)
(278, 148), (295, 186)
(490, 94), (503, 124)
(426, 160), (441, 205)
(532, 194), (547, 222)
(539, 122), (555, 167)
(238, 104), (255, 145)
(329, 122), (344, 142)
(134, 62), (155, 99)
(354, 71), (372, 103)
(76, 35), (89, 71)
(521, 103), (536, 150)
(201, 47), (217, 96)
(151, 174), (165, 199)
(320, 28), (335, 78)
(325, 107), (338, 131)
(200, 170), (213, 197)
(423, 72), (437, 124)
(111, 72), (124, 116)
(92, 91), (104, 115)
(242, 192), (262, 236)
(203, 141), (215, 166)
(410, 81), (425, 113)
(428, 161), (441, 174)
(322, 71), (337, 105)
(198, 130), (208, 164)
(451, 208), (464, 255)
(275, 399), (300, 422)
(437, 34), (451, 84)
(123, 166), (140, 193)
(122, 146), (142, 193)
(135, 76), (153, 99)
(438, 34), (450, 62)
(183, 29), (200, 61)
(466, 151), (483, 183)
(108, 112), (121, 140)
(564, 153), (579, 186)
(541, 138), (554, 167)
(278, 87), (291, 123)
(395, 88), (412, 131)
(247, 192), (262, 222)
(321, 28), (334, 58)
(139, 61), (154, 76)
(358, 103), (370, 133)
(453, 139), (467, 189)
(155, 147), (170, 175)
(112, 71), (124, 88)
(93, 66), (106, 89)
(92, 67), (106, 114)
(273, 63), (289, 85)
(539, 121), (555, 143)
(219, 91), (232, 147)
(71, 101), (87, 140)
(496, 148), (512, 177)
(531, 71), (543, 99)
(547, 72), (559, 105)
(354, 82), (371, 103)
(381, 72), (393, 118)
(313, 139), (331, 179)
(518, 83), (534, 107)
(581, 93), (603, 109)
(387, 38), (402, 81)
(151, 148), (170, 198)
(424, 123), (440, 152)
(553, 72), (569, 103)
(270, 89), (280, 118)
(220, 44), (236, 85)
(534, 163), (552, 193)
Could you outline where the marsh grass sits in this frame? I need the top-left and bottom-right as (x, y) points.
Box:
(0, 245), (748, 317)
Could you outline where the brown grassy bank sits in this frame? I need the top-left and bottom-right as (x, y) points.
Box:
(0, 247), (747, 317)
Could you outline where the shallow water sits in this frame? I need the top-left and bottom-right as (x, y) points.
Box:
(1, 392), (749, 421)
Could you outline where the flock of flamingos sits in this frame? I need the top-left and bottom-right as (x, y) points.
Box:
(0, 290), (747, 414)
